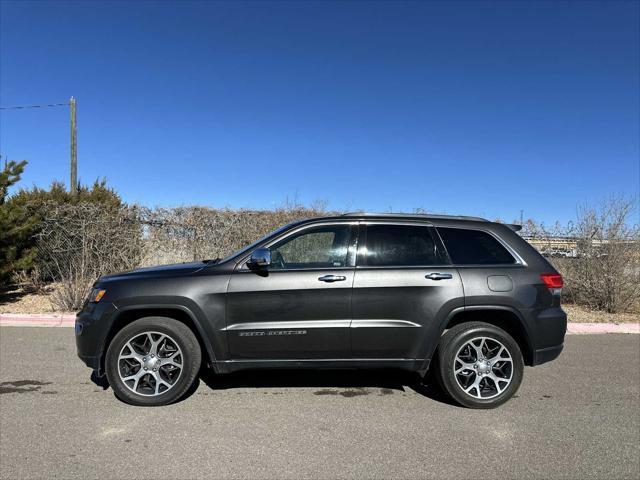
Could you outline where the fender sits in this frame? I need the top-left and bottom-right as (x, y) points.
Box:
(108, 301), (219, 371)
(421, 304), (535, 369)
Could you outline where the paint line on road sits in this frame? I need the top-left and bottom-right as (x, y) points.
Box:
(0, 313), (638, 333)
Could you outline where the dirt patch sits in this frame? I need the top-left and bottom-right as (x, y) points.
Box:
(0, 286), (57, 314)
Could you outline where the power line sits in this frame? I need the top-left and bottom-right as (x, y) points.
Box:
(0, 97), (77, 196)
(0, 102), (69, 110)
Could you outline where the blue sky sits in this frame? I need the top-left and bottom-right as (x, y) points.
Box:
(1, 0), (638, 224)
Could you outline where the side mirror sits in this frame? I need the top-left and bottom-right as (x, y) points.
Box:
(248, 248), (271, 268)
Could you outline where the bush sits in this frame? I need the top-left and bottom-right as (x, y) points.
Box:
(0, 160), (37, 284)
(37, 203), (143, 310)
(558, 197), (639, 313)
(33, 201), (332, 310)
(0, 162), (123, 287)
(136, 202), (332, 266)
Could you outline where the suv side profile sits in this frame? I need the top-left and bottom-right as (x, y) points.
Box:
(76, 213), (566, 408)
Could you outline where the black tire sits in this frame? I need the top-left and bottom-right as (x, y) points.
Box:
(436, 322), (524, 409)
(105, 317), (202, 406)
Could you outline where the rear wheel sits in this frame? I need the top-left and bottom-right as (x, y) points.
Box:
(436, 322), (524, 409)
(105, 317), (201, 406)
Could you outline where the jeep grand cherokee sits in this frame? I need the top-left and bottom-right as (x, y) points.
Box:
(76, 213), (566, 408)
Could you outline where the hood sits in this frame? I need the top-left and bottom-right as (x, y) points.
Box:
(98, 261), (210, 283)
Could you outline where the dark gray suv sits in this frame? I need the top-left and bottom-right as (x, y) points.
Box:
(76, 213), (566, 408)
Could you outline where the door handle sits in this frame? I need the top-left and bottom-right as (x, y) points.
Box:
(425, 272), (453, 281)
(318, 275), (347, 283)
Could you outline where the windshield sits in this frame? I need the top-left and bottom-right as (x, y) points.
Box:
(218, 221), (302, 264)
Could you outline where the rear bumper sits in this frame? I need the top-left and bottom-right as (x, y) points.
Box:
(524, 306), (566, 366)
(532, 343), (563, 366)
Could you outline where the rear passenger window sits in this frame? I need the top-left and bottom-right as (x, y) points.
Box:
(437, 228), (516, 265)
(363, 225), (440, 266)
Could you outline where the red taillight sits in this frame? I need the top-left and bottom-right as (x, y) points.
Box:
(541, 273), (563, 289)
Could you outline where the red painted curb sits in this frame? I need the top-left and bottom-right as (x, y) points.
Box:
(0, 313), (638, 333)
(0, 313), (75, 327)
(566, 322), (639, 334)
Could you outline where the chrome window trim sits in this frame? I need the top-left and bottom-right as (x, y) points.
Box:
(433, 225), (527, 267)
(236, 220), (359, 271)
(356, 220), (447, 268)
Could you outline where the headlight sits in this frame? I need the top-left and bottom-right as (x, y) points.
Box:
(88, 288), (106, 303)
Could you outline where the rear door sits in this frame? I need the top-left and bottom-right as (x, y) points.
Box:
(226, 222), (357, 360)
(351, 222), (464, 359)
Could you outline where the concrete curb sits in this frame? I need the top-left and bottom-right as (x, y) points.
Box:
(566, 322), (639, 334)
(0, 313), (76, 328)
(0, 313), (638, 333)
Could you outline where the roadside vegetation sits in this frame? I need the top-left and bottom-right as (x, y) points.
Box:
(1, 160), (638, 316)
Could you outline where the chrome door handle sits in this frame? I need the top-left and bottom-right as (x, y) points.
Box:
(425, 273), (453, 281)
(318, 275), (347, 283)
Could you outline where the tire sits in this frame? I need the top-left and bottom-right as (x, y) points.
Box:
(105, 317), (202, 406)
(436, 322), (524, 409)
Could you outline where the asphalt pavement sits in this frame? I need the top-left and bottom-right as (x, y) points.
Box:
(0, 327), (638, 479)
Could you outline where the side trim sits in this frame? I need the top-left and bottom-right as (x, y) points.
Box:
(350, 319), (421, 328)
(224, 319), (422, 330)
(225, 320), (350, 330)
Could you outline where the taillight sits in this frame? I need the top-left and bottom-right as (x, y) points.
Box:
(541, 273), (563, 289)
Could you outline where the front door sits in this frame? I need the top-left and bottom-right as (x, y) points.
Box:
(351, 222), (464, 359)
(226, 223), (356, 360)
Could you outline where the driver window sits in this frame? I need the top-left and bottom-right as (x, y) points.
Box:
(269, 225), (350, 270)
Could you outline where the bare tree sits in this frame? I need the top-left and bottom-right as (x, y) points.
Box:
(37, 203), (143, 310)
(558, 197), (639, 313)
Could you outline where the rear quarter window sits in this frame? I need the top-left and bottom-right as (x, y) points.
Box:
(437, 227), (516, 265)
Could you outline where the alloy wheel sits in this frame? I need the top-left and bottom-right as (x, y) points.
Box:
(453, 336), (513, 400)
(117, 331), (183, 397)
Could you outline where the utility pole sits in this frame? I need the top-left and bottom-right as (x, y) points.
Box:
(70, 96), (77, 195)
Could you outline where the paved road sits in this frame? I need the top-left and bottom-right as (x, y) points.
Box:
(0, 328), (638, 479)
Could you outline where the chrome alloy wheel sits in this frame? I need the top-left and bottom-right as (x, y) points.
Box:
(453, 337), (513, 400)
(117, 331), (183, 397)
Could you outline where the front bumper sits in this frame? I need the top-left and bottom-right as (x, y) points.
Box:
(75, 302), (117, 375)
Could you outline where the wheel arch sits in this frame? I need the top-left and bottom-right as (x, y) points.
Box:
(101, 305), (217, 374)
(436, 306), (534, 366)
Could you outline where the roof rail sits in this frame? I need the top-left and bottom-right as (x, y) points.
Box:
(340, 212), (489, 222)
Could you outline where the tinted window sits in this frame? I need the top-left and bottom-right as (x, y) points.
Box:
(363, 225), (439, 266)
(269, 225), (351, 270)
(438, 228), (516, 265)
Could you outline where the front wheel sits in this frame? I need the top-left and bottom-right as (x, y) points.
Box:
(436, 322), (524, 409)
(105, 317), (202, 406)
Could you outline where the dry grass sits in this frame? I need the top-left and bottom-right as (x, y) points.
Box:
(562, 303), (639, 324)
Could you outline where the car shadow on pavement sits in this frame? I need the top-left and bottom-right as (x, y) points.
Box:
(199, 369), (458, 406)
(88, 368), (458, 407)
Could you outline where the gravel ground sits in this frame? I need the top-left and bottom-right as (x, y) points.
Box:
(0, 287), (61, 315)
(0, 328), (639, 480)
